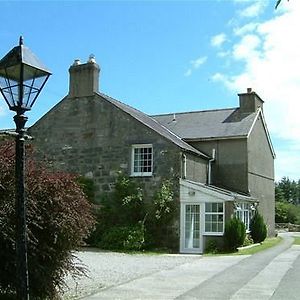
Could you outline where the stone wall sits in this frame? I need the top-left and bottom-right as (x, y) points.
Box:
(29, 94), (187, 201)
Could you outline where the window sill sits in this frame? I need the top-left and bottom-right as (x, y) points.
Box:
(130, 173), (153, 177)
(203, 232), (224, 236)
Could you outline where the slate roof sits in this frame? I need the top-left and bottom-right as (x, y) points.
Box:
(152, 108), (257, 140)
(97, 92), (208, 158)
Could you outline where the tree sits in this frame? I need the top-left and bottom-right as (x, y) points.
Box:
(224, 217), (246, 251)
(0, 142), (95, 299)
(250, 212), (267, 243)
(275, 177), (300, 205)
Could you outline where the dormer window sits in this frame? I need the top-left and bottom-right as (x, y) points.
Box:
(131, 144), (153, 176)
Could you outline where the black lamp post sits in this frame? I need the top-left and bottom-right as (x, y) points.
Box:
(0, 37), (51, 299)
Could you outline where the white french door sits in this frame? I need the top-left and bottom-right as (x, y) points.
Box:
(183, 204), (202, 252)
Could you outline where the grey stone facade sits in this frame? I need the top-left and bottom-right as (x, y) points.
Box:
(26, 57), (275, 252)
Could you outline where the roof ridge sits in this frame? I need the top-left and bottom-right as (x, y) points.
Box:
(152, 107), (237, 117)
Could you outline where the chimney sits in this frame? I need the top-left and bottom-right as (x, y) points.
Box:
(238, 88), (264, 113)
(68, 54), (100, 98)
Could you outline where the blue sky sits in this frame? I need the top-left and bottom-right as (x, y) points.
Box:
(0, 0), (299, 181)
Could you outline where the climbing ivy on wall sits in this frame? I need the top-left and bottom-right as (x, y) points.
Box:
(87, 173), (178, 251)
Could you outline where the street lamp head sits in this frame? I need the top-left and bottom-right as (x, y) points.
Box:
(0, 36), (51, 114)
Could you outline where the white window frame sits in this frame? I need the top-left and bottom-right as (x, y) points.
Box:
(204, 202), (224, 235)
(131, 144), (153, 177)
(235, 202), (252, 232)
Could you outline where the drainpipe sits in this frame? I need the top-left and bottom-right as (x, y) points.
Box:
(182, 153), (187, 179)
(208, 148), (216, 185)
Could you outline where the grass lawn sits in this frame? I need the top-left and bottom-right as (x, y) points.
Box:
(235, 236), (282, 255)
(293, 236), (300, 245)
(205, 236), (283, 256)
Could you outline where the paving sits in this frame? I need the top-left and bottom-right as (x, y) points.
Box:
(65, 232), (300, 300)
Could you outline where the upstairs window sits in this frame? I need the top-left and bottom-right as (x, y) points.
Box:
(131, 144), (153, 176)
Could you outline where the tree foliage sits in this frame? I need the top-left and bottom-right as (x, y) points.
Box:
(275, 177), (300, 224)
(275, 201), (300, 224)
(224, 217), (246, 251)
(0, 142), (95, 299)
(250, 212), (267, 243)
(275, 177), (300, 205)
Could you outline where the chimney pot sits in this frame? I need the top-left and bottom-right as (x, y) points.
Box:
(68, 57), (100, 98)
(247, 87), (252, 93)
(88, 54), (96, 64)
(73, 59), (81, 66)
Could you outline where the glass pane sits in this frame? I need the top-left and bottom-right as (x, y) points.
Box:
(212, 223), (217, 232)
(205, 222), (211, 232)
(205, 203), (212, 212)
(217, 223), (223, 232)
(205, 214), (212, 222)
(211, 203), (218, 212)
(185, 204), (200, 249)
(218, 203), (223, 213)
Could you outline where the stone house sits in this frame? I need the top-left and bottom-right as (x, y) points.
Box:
(28, 57), (275, 253)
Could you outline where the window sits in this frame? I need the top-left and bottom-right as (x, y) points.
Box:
(131, 144), (153, 176)
(235, 202), (252, 231)
(204, 202), (224, 234)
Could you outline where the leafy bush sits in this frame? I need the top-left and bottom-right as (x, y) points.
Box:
(100, 223), (145, 251)
(205, 240), (219, 254)
(250, 212), (267, 243)
(89, 175), (177, 251)
(275, 201), (300, 224)
(0, 142), (95, 299)
(153, 180), (174, 221)
(88, 173), (146, 248)
(224, 217), (246, 251)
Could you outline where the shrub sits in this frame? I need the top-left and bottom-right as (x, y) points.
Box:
(224, 217), (246, 251)
(205, 240), (219, 254)
(88, 175), (177, 252)
(0, 142), (95, 299)
(88, 173), (146, 248)
(250, 212), (267, 243)
(100, 223), (145, 251)
(275, 201), (300, 224)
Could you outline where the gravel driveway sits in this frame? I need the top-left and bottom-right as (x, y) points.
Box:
(62, 249), (201, 299)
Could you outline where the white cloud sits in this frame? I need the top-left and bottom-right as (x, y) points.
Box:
(184, 56), (207, 77)
(191, 56), (207, 69)
(217, 50), (231, 58)
(211, 33), (227, 47)
(233, 22), (258, 36)
(232, 34), (261, 60)
(238, 1), (267, 18)
(184, 69), (192, 77)
(213, 1), (300, 179)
